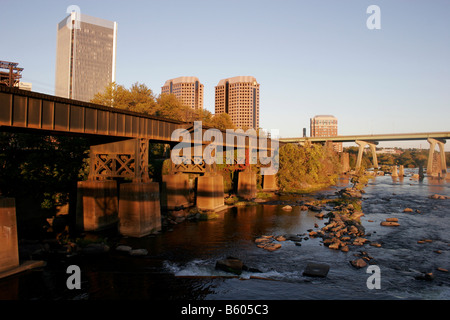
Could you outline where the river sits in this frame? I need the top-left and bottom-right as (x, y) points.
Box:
(0, 169), (449, 302)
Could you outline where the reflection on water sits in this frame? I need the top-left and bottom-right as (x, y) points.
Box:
(1, 169), (449, 300)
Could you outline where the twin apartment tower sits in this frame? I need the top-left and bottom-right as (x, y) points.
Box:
(55, 13), (259, 129)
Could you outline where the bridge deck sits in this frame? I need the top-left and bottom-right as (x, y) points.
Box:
(0, 86), (277, 150)
(280, 132), (450, 143)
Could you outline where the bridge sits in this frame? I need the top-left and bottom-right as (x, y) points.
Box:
(280, 132), (450, 175)
(0, 86), (280, 273)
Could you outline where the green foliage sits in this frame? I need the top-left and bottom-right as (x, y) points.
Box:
(91, 82), (236, 130)
(276, 142), (341, 192)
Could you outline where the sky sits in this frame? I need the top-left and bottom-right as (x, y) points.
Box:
(1, 0), (449, 150)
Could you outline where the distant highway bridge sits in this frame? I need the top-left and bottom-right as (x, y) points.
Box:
(280, 132), (450, 175)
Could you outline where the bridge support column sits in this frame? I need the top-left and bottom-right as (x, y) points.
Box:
(0, 198), (19, 273)
(262, 175), (278, 191)
(160, 173), (192, 210)
(427, 138), (447, 177)
(238, 168), (257, 200)
(118, 181), (161, 237)
(340, 152), (350, 173)
(261, 166), (278, 191)
(399, 165), (405, 177)
(76, 180), (119, 232)
(196, 173), (227, 212)
(391, 165), (398, 177)
(355, 140), (378, 171)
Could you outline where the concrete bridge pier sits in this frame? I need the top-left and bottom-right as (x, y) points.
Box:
(391, 165), (398, 177)
(77, 139), (162, 237)
(0, 198), (19, 273)
(196, 173), (227, 212)
(76, 180), (119, 232)
(340, 152), (350, 173)
(160, 173), (192, 210)
(355, 140), (379, 171)
(399, 165), (405, 177)
(238, 167), (257, 200)
(427, 138), (447, 177)
(118, 180), (161, 237)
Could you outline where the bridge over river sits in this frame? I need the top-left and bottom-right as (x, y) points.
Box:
(280, 132), (449, 175)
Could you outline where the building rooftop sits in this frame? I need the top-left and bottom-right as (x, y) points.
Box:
(217, 76), (258, 86)
(163, 76), (201, 86)
(312, 115), (337, 119)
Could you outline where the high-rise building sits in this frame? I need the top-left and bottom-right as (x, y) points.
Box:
(161, 76), (204, 110)
(215, 76), (259, 129)
(310, 115), (343, 152)
(55, 12), (117, 102)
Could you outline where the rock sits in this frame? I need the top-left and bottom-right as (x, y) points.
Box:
(116, 245), (132, 253)
(429, 194), (448, 200)
(437, 267), (448, 273)
(215, 257), (244, 275)
(282, 205), (293, 211)
(130, 249), (148, 256)
(350, 258), (367, 268)
(380, 221), (400, 227)
(328, 242), (340, 250)
(299, 205), (309, 211)
(370, 242), (382, 248)
(403, 208), (413, 212)
(262, 243), (282, 252)
(385, 218), (398, 222)
(341, 245), (349, 252)
(275, 235), (286, 241)
(308, 231), (318, 238)
(303, 262), (330, 278)
(81, 243), (110, 254)
(284, 234), (303, 242)
(352, 237), (368, 246)
(350, 211), (364, 221)
(415, 272), (434, 281)
(310, 205), (323, 212)
(315, 212), (325, 219)
(255, 237), (272, 244)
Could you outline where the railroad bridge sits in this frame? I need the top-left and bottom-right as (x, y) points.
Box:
(0, 86), (279, 273)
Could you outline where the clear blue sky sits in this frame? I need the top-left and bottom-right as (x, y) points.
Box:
(2, 0), (449, 149)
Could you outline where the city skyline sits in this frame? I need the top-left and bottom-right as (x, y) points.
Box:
(1, 0), (449, 150)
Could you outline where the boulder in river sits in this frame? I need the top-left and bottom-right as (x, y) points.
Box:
(350, 258), (367, 269)
(215, 257), (244, 275)
(303, 262), (330, 278)
(380, 221), (400, 227)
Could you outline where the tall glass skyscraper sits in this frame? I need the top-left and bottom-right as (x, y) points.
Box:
(55, 12), (117, 102)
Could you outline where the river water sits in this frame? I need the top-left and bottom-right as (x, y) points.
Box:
(1, 169), (449, 301)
